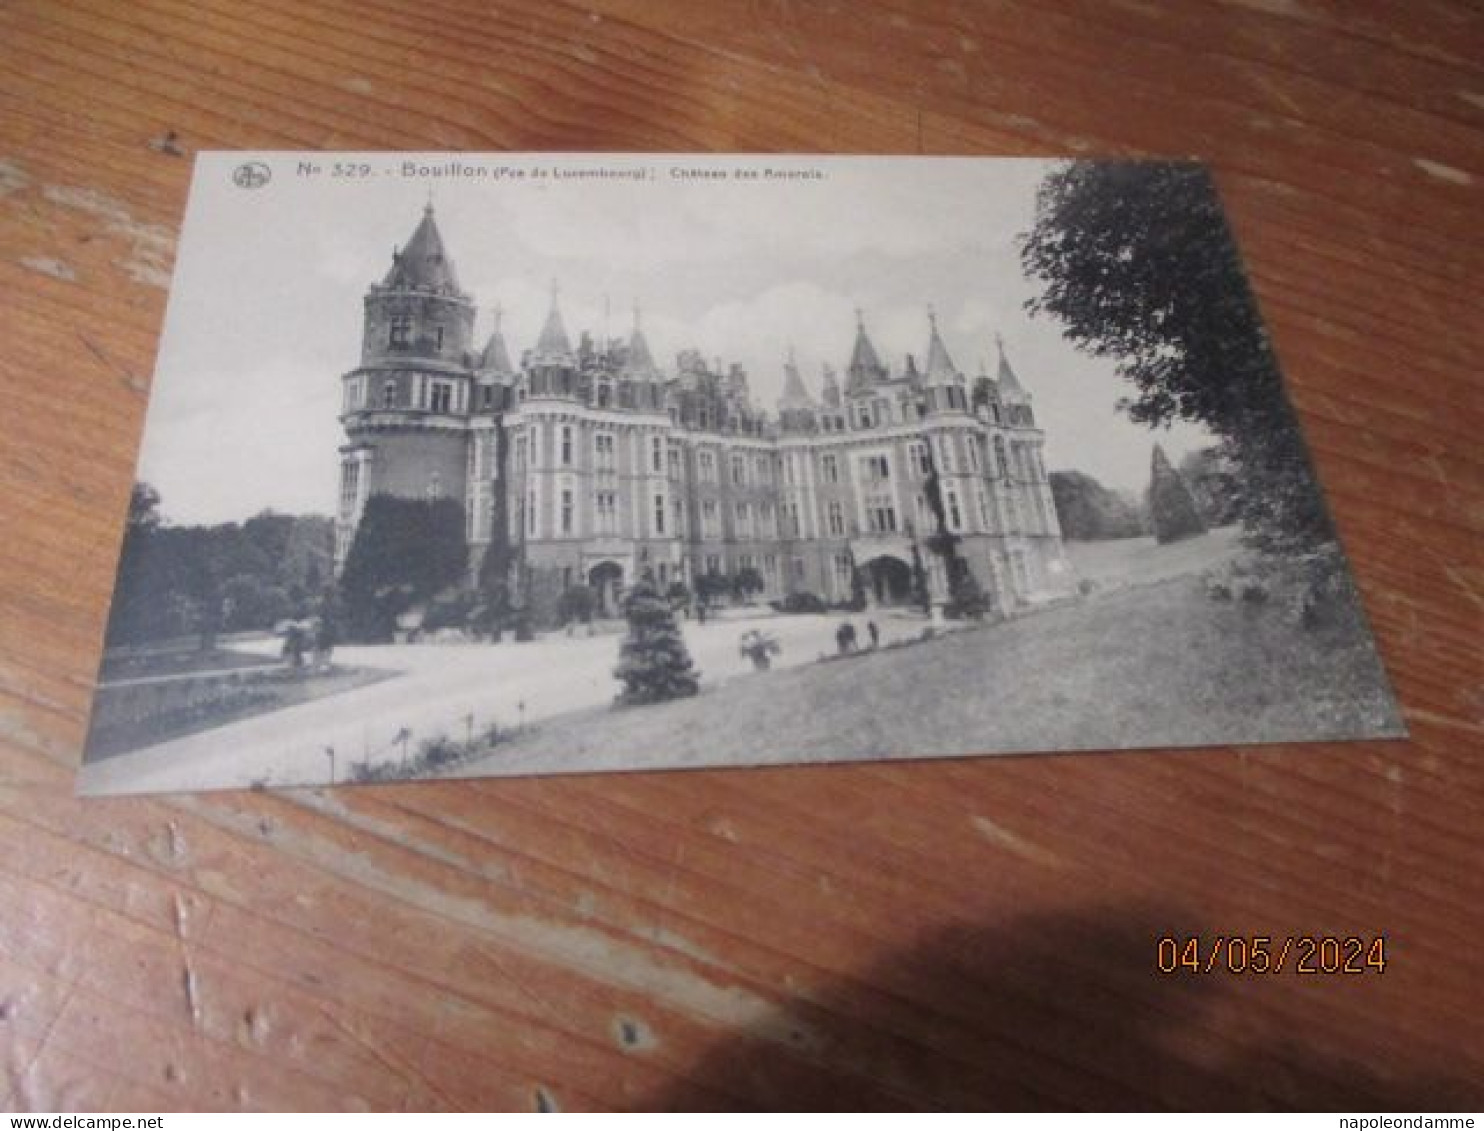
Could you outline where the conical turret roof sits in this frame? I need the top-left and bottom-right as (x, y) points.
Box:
(995, 334), (1026, 395)
(534, 283), (573, 358)
(923, 307), (960, 383)
(846, 309), (888, 392)
(480, 307), (513, 372)
(623, 303), (657, 376)
(382, 203), (460, 292)
(778, 346), (813, 410)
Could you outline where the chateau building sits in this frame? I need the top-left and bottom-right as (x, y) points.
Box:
(336, 205), (1073, 615)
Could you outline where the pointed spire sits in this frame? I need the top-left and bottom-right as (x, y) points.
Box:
(995, 332), (1026, 395)
(779, 344), (813, 409)
(846, 307), (887, 392)
(534, 280), (573, 358)
(479, 304), (513, 372)
(623, 300), (656, 375)
(924, 305), (959, 383)
(382, 203), (460, 292)
(821, 362), (841, 408)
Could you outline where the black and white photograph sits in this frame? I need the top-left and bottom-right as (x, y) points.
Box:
(79, 152), (1403, 796)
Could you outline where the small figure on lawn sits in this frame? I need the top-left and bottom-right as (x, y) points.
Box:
(867, 620), (880, 649)
(835, 621), (858, 655)
(281, 622), (308, 670)
(738, 629), (781, 672)
(312, 615), (337, 671)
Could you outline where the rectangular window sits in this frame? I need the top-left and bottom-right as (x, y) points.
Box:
(735, 502), (751, 538)
(822, 454), (839, 484)
(389, 316), (411, 348)
(978, 486), (993, 529)
(668, 446), (682, 478)
(833, 553), (852, 589)
(968, 435), (983, 471)
(699, 451), (716, 483)
(909, 442), (931, 477)
(651, 436), (663, 474)
(702, 499), (719, 538)
(731, 453), (746, 486)
(434, 325), (445, 351)
(755, 455), (770, 484)
(948, 490), (962, 531)
(527, 491), (536, 535)
(827, 500), (845, 537)
(654, 494), (666, 535)
(706, 554), (721, 575)
(561, 489), (573, 534)
(429, 381), (453, 414)
(594, 433), (615, 470)
(561, 426), (573, 466)
(863, 454), (891, 482)
(866, 494), (897, 533)
(938, 435), (954, 472)
(758, 502), (774, 538)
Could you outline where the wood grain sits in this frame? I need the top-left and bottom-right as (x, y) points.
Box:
(1, 0), (1481, 1111)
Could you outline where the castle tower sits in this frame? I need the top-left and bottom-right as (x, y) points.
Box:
(777, 345), (818, 434)
(335, 203), (476, 569)
(920, 306), (967, 416)
(844, 308), (888, 394)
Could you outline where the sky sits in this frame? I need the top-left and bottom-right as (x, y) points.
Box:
(139, 152), (1215, 524)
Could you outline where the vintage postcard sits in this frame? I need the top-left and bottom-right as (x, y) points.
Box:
(79, 153), (1404, 795)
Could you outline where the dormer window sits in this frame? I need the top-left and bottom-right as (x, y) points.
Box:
(389, 316), (412, 348)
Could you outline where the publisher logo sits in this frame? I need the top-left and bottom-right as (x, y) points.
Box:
(232, 161), (272, 189)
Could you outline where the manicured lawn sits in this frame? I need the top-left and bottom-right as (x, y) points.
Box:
(1064, 525), (1246, 592)
(453, 571), (1404, 778)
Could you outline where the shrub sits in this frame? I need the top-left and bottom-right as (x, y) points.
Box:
(771, 592), (827, 615)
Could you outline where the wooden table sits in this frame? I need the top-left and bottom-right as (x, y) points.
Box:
(2, 0), (1481, 1111)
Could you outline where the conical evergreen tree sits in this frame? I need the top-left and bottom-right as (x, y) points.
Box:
(1148, 443), (1208, 544)
(614, 574), (700, 705)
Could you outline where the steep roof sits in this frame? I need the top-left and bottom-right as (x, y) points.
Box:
(995, 334), (1026, 395)
(778, 346), (813, 409)
(479, 307), (513, 372)
(846, 309), (887, 391)
(382, 203), (460, 292)
(923, 308), (960, 383)
(623, 304), (657, 376)
(534, 285), (573, 358)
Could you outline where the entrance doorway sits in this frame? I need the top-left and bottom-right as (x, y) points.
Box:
(588, 560), (624, 617)
(863, 555), (913, 605)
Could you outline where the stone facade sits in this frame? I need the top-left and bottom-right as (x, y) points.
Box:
(336, 206), (1075, 614)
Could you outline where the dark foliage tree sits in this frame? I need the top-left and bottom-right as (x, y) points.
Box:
(338, 494), (467, 641)
(732, 567), (765, 601)
(1049, 469), (1148, 540)
(1020, 160), (1334, 555)
(1148, 444), (1208, 543)
(923, 456), (989, 619)
(614, 574), (701, 705)
(104, 485), (338, 648)
(1178, 446), (1243, 526)
(558, 584), (597, 626)
(695, 570), (731, 608)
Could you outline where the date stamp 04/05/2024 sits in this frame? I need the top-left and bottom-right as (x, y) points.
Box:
(1156, 936), (1388, 976)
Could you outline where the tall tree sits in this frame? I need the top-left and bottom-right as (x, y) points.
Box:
(1020, 161), (1334, 555)
(1148, 444), (1208, 543)
(338, 494), (467, 640)
(614, 574), (700, 705)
